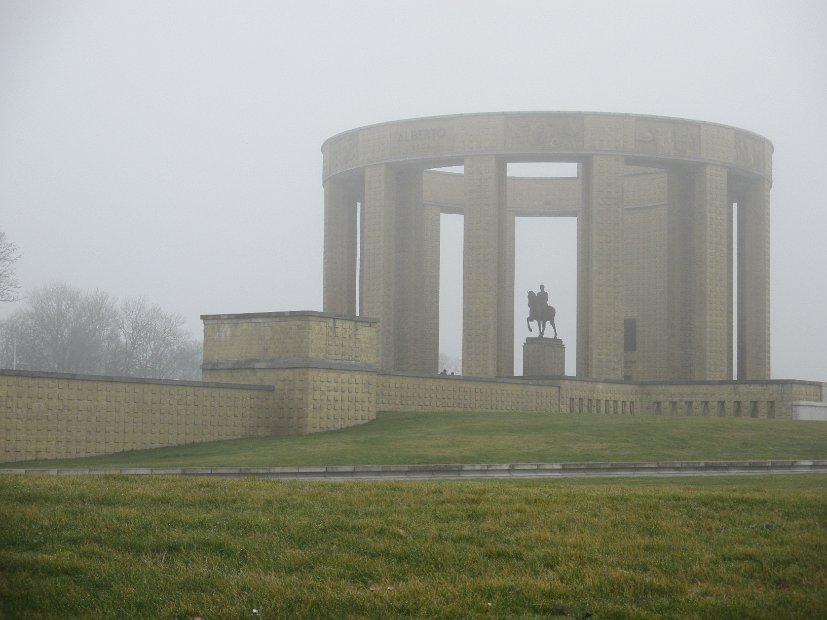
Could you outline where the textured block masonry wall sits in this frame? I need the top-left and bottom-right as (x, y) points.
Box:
(200, 312), (380, 436)
(0, 370), (274, 463)
(378, 374), (559, 413)
(203, 311), (377, 365)
(3, 311), (822, 464)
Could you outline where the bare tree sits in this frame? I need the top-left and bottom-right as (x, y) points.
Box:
(0, 230), (21, 302)
(2, 282), (117, 373)
(0, 282), (202, 379)
(109, 297), (200, 380)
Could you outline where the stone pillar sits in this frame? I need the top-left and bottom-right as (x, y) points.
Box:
(323, 178), (358, 315)
(422, 204), (441, 373)
(462, 155), (513, 377)
(361, 165), (398, 371)
(666, 165), (730, 380)
(692, 165), (730, 379)
(394, 168), (437, 373)
(577, 155), (625, 379)
(738, 178), (771, 379)
(500, 212), (516, 375)
(666, 168), (693, 379)
(360, 165), (436, 373)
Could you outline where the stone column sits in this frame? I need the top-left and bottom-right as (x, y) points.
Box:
(577, 155), (625, 379)
(323, 178), (358, 315)
(361, 165), (398, 371)
(462, 155), (513, 377)
(422, 203), (441, 372)
(692, 165), (730, 379)
(360, 165), (436, 373)
(666, 168), (693, 379)
(499, 212), (516, 376)
(738, 178), (771, 379)
(394, 168), (438, 373)
(666, 165), (730, 380)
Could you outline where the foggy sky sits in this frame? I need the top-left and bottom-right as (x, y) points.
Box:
(1, 0), (825, 380)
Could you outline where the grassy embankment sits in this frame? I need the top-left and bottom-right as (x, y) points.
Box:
(4, 413), (826, 617)
(1, 474), (825, 618)
(7, 411), (827, 468)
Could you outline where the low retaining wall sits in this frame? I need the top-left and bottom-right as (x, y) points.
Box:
(2, 313), (824, 464)
(378, 373), (559, 412)
(557, 378), (823, 418)
(0, 370), (275, 463)
(793, 401), (827, 421)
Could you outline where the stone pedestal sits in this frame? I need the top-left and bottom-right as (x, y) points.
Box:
(523, 337), (566, 378)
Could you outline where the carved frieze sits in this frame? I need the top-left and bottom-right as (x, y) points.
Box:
(324, 113), (771, 183)
(327, 131), (359, 176)
(734, 133), (765, 175)
(389, 122), (454, 159)
(583, 114), (628, 151)
(505, 114), (584, 153)
(635, 119), (699, 158)
(700, 124), (735, 162)
(358, 126), (391, 167)
(454, 116), (504, 153)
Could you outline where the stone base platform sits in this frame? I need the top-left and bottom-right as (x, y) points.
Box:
(523, 337), (566, 378)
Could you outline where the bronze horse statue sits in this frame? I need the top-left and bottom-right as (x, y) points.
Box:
(527, 290), (557, 338)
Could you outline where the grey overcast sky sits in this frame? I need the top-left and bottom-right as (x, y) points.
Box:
(1, 0), (825, 380)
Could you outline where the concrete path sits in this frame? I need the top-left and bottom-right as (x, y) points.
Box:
(2, 460), (826, 480)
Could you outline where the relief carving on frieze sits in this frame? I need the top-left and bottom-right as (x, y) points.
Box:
(506, 115), (584, 152)
(455, 118), (502, 153)
(734, 133), (765, 173)
(328, 132), (359, 174)
(635, 120), (699, 158)
(359, 126), (391, 166)
(390, 124), (454, 158)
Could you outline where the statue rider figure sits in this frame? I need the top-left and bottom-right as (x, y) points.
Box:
(527, 283), (557, 339)
(537, 284), (549, 309)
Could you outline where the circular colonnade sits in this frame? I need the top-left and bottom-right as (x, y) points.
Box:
(321, 112), (772, 381)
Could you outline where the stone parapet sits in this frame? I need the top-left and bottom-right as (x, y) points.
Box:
(0, 369), (275, 464)
(378, 372), (559, 413)
(3, 364), (822, 464)
(201, 313), (380, 435)
(201, 311), (378, 365)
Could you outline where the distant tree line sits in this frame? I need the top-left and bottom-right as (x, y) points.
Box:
(0, 229), (21, 302)
(0, 282), (202, 380)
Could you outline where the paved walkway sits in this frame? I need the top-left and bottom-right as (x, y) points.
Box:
(2, 460), (825, 480)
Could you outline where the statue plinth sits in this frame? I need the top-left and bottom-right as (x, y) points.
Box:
(523, 337), (565, 378)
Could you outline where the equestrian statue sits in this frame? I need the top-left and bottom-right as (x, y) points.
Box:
(527, 284), (557, 339)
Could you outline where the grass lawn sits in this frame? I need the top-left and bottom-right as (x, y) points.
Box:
(7, 411), (827, 469)
(1, 474), (825, 618)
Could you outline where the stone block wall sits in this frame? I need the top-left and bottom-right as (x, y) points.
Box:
(378, 373), (559, 413)
(202, 367), (376, 434)
(3, 308), (822, 465)
(559, 378), (642, 415)
(202, 311), (378, 365)
(201, 312), (380, 434)
(792, 401), (827, 421)
(0, 370), (275, 463)
(523, 338), (566, 378)
(640, 381), (822, 419)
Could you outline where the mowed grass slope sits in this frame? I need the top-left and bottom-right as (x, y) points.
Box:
(1, 475), (825, 618)
(8, 411), (827, 468)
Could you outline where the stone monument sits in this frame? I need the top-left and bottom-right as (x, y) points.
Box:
(524, 283), (565, 377)
(322, 112), (771, 382)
